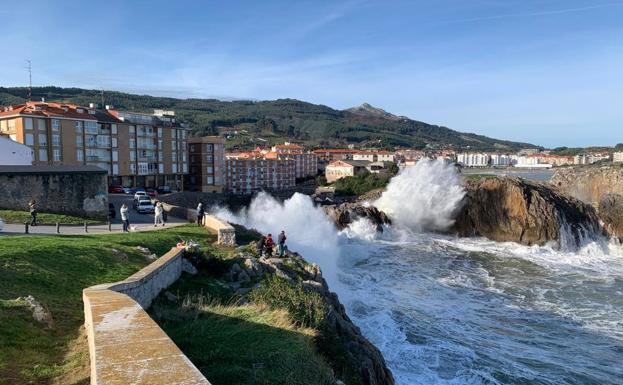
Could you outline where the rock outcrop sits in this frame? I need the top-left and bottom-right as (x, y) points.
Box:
(551, 166), (623, 206)
(598, 193), (623, 241)
(450, 177), (600, 247)
(226, 250), (395, 385)
(324, 202), (391, 232)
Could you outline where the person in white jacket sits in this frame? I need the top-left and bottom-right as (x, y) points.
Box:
(120, 204), (130, 232)
(154, 202), (165, 227)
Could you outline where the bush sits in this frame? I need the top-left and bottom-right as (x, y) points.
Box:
(250, 276), (327, 329)
(334, 173), (390, 196)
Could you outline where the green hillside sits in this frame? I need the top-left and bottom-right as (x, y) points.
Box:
(0, 86), (537, 151)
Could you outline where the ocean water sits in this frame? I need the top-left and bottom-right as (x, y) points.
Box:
(212, 160), (623, 385)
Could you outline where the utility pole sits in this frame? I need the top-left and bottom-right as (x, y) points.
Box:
(101, 88), (105, 108)
(25, 60), (32, 101)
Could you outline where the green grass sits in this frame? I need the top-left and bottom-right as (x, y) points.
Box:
(0, 225), (216, 385)
(0, 210), (101, 225)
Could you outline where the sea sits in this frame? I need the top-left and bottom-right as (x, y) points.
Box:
(212, 160), (623, 385)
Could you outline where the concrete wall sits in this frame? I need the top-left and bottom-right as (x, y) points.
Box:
(83, 247), (210, 385)
(161, 202), (236, 246)
(0, 166), (108, 219)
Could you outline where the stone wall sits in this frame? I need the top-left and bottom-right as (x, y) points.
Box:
(0, 165), (108, 219)
(161, 202), (236, 246)
(83, 247), (210, 385)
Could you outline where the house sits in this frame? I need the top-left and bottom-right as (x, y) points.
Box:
(0, 135), (33, 165)
(325, 160), (370, 183)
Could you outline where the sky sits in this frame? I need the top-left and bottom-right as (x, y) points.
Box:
(0, 0), (622, 148)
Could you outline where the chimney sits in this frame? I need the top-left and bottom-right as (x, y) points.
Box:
(105, 105), (113, 110)
(89, 103), (96, 109)
(41, 97), (45, 102)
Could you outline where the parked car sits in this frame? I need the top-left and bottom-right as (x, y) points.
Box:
(108, 203), (116, 219)
(145, 188), (157, 197)
(108, 185), (124, 194)
(157, 186), (172, 194)
(133, 191), (148, 201)
(136, 200), (155, 214)
(133, 195), (151, 209)
(122, 187), (134, 194)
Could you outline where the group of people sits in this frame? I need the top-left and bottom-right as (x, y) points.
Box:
(118, 201), (167, 233)
(258, 231), (288, 257)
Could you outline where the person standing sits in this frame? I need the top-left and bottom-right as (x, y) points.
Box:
(120, 204), (130, 232)
(28, 200), (38, 226)
(196, 202), (205, 226)
(265, 234), (275, 257)
(278, 230), (287, 257)
(154, 202), (165, 227)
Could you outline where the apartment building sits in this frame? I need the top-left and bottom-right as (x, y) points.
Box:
(0, 101), (189, 188)
(225, 152), (295, 194)
(456, 153), (490, 167)
(325, 160), (370, 183)
(271, 143), (318, 178)
(186, 136), (225, 192)
(312, 148), (359, 163)
(353, 151), (395, 163)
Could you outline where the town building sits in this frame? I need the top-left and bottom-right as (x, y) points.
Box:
(613, 152), (623, 164)
(512, 155), (551, 168)
(186, 136), (225, 192)
(225, 152), (295, 194)
(573, 153), (610, 165)
(353, 151), (395, 163)
(456, 153), (490, 167)
(536, 154), (574, 167)
(0, 101), (189, 189)
(312, 149), (359, 163)
(325, 159), (371, 183)
(490, 154), (512, 167)
(271, 143), (318, 178)
(0, 135), (33, 165)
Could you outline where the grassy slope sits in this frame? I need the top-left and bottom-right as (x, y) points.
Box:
(0, 225), (215, 385)
(0, 210), (101, 225)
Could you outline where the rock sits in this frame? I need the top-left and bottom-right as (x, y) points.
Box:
(450, 176), (600, 247)
(236, 287), (252, 296)
(164, 291), (178, 302)
(304, 263), (323, 282)
(231, 263), (242, 274)
(182, 258), (198, 275)
(324, 202), (391, 232)
(237, 270), (251, 283)
(110, 248), (128, 261)
(23, 295), (54, 328)
(551, 166), (623, 207)
(598, 193), (623, 241)
(134, 246), (151, 254)
(302, 280), (325, 293)
(229, 282), (241, 291)
(244, 268), (256, 278)
(243, 258), (263, 275)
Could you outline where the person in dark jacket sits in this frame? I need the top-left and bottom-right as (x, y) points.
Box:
(257, 236), (266, 257)
(29, 200), (38, 226)
(196, 203), (205, 226)
(265, 234), (275, 257)
(277, 230), (287, 257)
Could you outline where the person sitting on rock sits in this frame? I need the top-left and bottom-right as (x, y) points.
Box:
(264, 234), (275, 257)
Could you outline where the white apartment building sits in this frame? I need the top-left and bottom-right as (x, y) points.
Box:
(573, 154), (610, 165)
(613, 152), (623, 164)
(353, 151), (395, 163)
(456, 153), (490, 167)
(490, 154), (512, 167)
(0, 135), (33, 165)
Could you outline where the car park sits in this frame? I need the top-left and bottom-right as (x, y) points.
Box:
(108, 185), (124, 194)
(133, 191), (147, 201)
(145, 189), (157, 197)
(133, 195), (151, 209)
(136, 200), (155, 214)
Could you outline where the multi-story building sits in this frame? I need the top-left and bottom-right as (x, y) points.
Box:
(353, 151), (395, 163)
(613, 152), (623, 164)
(456, 153), (490, 167)
(0, 101), (189, 188)
(186, 136), (225, 192)
(225, 152), (295, 194)
(536, 154), (574, 166)
(490, 154), (512, 167)
(271, 143), (318, 178)
(573, 153), (610, 165)
(312, 148), (359, 163)
(325, 160), (370, 183)
(0, 135), (33, 165)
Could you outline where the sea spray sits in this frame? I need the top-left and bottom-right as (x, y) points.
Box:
(374, 159), (465, 232)
(210, 192), (341, 286)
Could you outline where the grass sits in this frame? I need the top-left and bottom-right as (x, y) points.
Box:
(0, 210), (102, 225)
(0, 225), (216, 385)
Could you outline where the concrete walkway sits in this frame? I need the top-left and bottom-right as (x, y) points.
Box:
(0, 218), (189, 236)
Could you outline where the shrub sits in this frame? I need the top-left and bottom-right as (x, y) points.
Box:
(250, 276), (327, 329)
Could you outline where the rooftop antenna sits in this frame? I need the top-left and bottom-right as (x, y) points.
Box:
(100, 88), (105, 108)
(25, 60), (32, 101)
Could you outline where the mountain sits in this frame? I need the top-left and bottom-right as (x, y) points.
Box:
(0, 86), (537, 151)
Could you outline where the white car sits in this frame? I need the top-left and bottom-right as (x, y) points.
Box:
(136, 200), (155, 214)
(133, 191), (147, 200)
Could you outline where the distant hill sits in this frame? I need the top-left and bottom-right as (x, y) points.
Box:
(0, 86), (537, 151)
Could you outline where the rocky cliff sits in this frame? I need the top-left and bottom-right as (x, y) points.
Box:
(226, 249), (395, 385)
(551, 166), (623, 206)
(598, 194), (623, 241)
(324, 202), (392, 232)
(450, 177), (600, 247)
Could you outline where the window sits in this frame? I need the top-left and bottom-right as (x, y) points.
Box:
(207, 176), (214, 184)
(24, 118), (33, 130)
(111, 124), (117, 134)
(112, 138), (117, 147)
(158, 164), (164, 173)
(25, 134), (34, 145)
(157, 127), (162, 138)
(158, 140), (162, 150)
(112, 151), (118, 162)
(207, 166), (213, 173)
(171, 152), (177, 161)
(112, 164), (119, 175)
(130, 152), (136, 161)
(172, 140), (177, 149)
(39, 149), (48, 161)
(206, 154), (213, 161)
(52, 119), (60, 131)
(8, 120), (16, 130)
(129, 125), (135, 134)
(206, 144), (213, 151)
(85, 121), (97, 134)
(130, 163), (136, 174)
(77, 150), (84, 161)
(37, 119), (46, 130)
(38, 134), (47, 146)
(53, 148), (61, 161)
(172, 164), (178, 173)
(183, 163), (188, 173)
(52, 134), (61, 146)
(75, 121), (83, 133)
(130, 139), (136, 148)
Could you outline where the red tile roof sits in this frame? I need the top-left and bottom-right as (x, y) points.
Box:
(0, 101), (120, 122)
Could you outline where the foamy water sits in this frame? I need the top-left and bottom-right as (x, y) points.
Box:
(212, 160), (623, 385)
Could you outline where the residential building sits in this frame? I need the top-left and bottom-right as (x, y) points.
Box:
(613, 152), (623, 164)
(573, 153), (610, 165)
(325, 160), (370, 183)
(512, 155), (551, 168)
(312, 149), (359, 163)
(0, 101), (189, 188)
(271, 143), (318, 178)
(490, 154), (512, 167)
(0, 135), (33, 165)
(353, 151), (395, 163)
(225, 152), (295, 194)
(456, 153), (490, 167)
(186, 136), (225, 192)
(536, 154), (574, 166)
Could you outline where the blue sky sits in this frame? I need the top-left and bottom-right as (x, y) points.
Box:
(1, 0), (622, 147)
